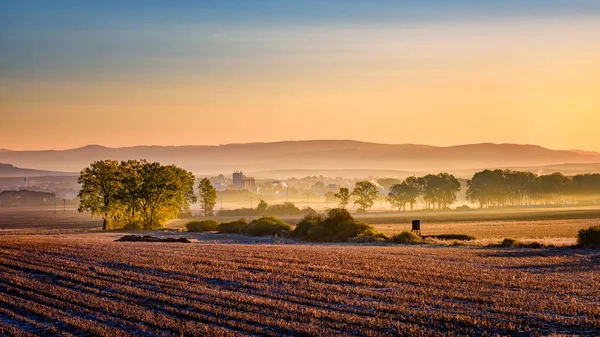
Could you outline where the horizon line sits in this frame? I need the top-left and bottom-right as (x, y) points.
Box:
(1, 140), (598, 153)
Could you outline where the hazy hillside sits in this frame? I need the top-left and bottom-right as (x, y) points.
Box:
(1, 141), (600, 175)
(0, 163), (74, 178)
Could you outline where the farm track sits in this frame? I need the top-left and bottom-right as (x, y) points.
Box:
(0, 236), (598, 336)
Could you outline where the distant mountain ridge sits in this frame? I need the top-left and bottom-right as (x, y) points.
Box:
(0, 163), (74, 178)
(1, 140), (599, 175)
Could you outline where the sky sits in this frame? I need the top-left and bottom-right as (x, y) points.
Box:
(1, 0), (599, 151)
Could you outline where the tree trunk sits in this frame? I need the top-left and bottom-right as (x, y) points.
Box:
(102, 218), (107, 231)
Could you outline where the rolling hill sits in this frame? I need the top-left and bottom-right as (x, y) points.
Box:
(1, 141), (600, 176)
(0, 163), (75, 178)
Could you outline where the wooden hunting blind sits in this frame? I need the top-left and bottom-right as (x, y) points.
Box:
(411, 220), (421, 236)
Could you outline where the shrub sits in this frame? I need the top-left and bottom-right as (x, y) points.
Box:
(216, 218), (248, 234)
(359, 228), (378, 237)
(292, 213), (326, 238)
(428, 234), (475, 241)
(186, 220), (219, 232)
(392, 231), (422, 244)
(352, 229), (390, 243)
(520, 241), (546, 249)
(577, 225), (600, 247)
(265, 202), (302, 216)
(499, 238), (547, 248)
(241, 216), (292, 237)
(326, 208), (354, 222)
(500, 238), (518, 247)
(291, 208), (378, 242)
(358, 228), (390, 240)
(350, 236), (377, 243)
(313, 220), (372, 242)
(218, 208), (257, 217)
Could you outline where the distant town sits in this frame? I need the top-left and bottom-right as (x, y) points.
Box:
(0, 170), (388, 209)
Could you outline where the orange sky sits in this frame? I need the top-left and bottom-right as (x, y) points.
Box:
(1, 9), (599, 151)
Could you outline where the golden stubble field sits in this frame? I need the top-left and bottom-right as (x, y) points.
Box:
(373, 218), (596, 245)
(0, 234), (598, 336)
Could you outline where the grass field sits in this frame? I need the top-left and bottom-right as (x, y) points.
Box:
(0, 234), (598, 336)
(1, 207), (598, 245)
(372, 219), (596, 243)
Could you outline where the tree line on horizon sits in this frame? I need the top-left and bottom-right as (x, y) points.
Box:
(466, 169), (600, 208)
(78, 160), (600, 230)
(385, 173), (462, 211)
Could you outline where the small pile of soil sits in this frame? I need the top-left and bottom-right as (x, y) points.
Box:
(116, 235), (190, 243)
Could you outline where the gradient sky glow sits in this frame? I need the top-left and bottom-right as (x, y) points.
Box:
(1, 1), (600, 151)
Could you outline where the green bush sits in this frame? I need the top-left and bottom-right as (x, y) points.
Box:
(428, 234), (475, 241)
(186, 220), (219, 232)
(326, 208), (354, 222)
(312, 219), (371, 242)
(577, 225), (600, 246)
(292, 213), (325, 238)
(358, 228), (389, 240)
(358, 228), (378, 238)
(216, 218), (248, 234)
(291, 208), (378, 242)
(392, 231), (422, 244)
(352, 228), (390, 243)
(241, 216), (292, 236)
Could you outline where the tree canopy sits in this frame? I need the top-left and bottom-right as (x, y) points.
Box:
(385, 174), (459, 211)
(77, 160), (124, 230)
(334, 187), (351, 209)
(466, 170), (600, 208)
(387, 182), (420, 211)
(198, 177), (217, 216)
(352, 181), (379, 211)
(78, 160), (196, 230)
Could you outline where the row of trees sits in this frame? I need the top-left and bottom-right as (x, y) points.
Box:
(333, 182), (379, 212)
(466, 170), (600, 208)
(78, 160), (216, 230)
(386, 173), (461, 211)
(218, 200), (315, 217)
(79, 160), (600, 230)
(330, 174), (461, 212)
